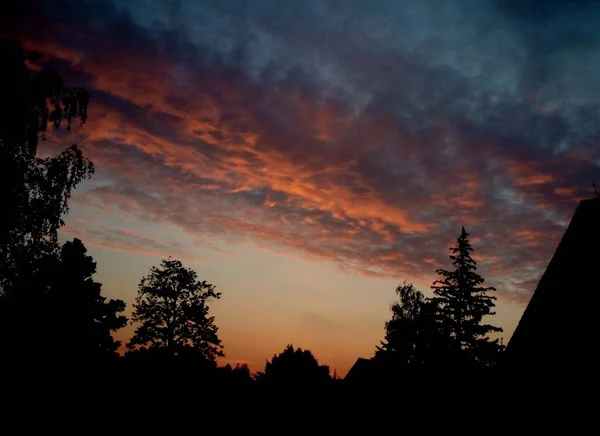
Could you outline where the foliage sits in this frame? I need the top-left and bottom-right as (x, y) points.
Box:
(0, 40), (93, 290)
(127, 258), (224, 361)
(431, 227), (503, 365)
(376, 281), (449, 366)
(257, 344), (331, 386)
(222, 363), (253, 386)
(55, 238), (127, 356)
(0, 238), (127, 361)
(0, 41), (125, 364)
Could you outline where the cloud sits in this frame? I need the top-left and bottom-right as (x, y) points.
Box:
(4, 0), (600, 303)
(61, 218), (193, 260)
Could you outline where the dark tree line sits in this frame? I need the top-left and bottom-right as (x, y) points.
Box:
(255, 344), (332, 387)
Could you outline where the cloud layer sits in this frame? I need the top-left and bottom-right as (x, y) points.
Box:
(4, 0), (600, 302)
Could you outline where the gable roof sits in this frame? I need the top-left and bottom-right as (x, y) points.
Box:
(344, 358), (374, 382)
(504, 197), (600, 369)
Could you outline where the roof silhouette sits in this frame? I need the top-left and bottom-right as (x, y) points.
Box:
(504, 196), (600, 371)
(344, 358), (374, 383)
(343, 357), (404, 384)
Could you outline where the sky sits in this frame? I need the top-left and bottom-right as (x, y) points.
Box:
(3, 0), (600, 375)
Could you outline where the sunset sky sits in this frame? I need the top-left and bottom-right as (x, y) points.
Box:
(4, 0), (600, 375)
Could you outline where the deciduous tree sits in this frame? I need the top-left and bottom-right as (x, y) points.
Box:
(257, 344), (330, 386)
(0, 41), (93, 290)
(54, 238), (127, 358)
(127, 258), (224, 362)
(0, 239), (127, 362)
(376, 281), (448, 366)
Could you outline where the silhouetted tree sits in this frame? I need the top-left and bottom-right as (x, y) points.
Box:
(375, 281), (449, 366)
(54, 238), (127, 358)
(127, 258), (224, 361)
(256, 344), (331, 386)
(0, 41), (93, 290)
(220, 362), (254, 387)
(0, 238), (126, 362)
(232, 362), (252, 381)
(431, 227), (503, 365)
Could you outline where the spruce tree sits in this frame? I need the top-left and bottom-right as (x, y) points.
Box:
(431, 227), (503, 365)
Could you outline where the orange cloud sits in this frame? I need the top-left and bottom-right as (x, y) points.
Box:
(505, 159), (555, 187)
(554, 187), (576, 196)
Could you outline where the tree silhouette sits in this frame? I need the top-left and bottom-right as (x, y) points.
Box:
(0, 238), (126, 362)
(0, 42), (126, 366)
(127, 258), (224, 361)
(220, 363), (254, 387)
(231, 363), (252, 382)
(0, 41), (93, 290)
(431, 227), (503, 365)
(376, 281), (449, 366)
(54, 238), (127, 359)
(256, 344), (331, 386)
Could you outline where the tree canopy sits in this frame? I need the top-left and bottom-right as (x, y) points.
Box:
(376, 281), (449, 366)
(0, 41), (125, 367)
(127, 258), (224, 361)
(55, 238), (127, 358)
(0, 238), (127, 362)
(257, 344), (331, 386)
(0, 41), (93, 291)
